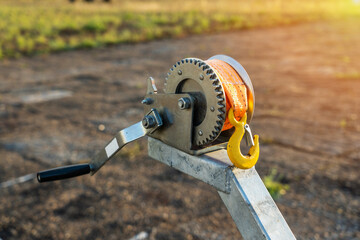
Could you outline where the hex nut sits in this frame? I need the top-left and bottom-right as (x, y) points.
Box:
(142, 116), (156, 129)
(141, 98), (153, 105)
(178, 97), (191, 110)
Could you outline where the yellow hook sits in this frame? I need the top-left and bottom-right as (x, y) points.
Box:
(227, 108), (260, 169)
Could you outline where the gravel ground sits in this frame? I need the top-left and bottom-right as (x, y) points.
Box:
(0, 18), (359, 240)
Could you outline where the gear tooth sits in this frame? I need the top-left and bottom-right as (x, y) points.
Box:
(217, 102), (225, 107)
(210, 73), (217, 79)
(217, 115), (225, 121)
(189, 59), (193, 64)
(202, 65), (209, 71)
(212, 80), (220, 86)
(217, 121), (224, 128)
(181, 59), (185, 64)
(185, 59), (188, 63)
(206, 69), (213, 75)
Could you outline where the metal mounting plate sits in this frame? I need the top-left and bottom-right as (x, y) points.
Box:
(143, 93), (194, 153)
(143, 92), (229, 155)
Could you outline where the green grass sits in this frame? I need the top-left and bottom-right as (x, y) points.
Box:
(263, 169), (289, 200)
(0, 0), (359, 59)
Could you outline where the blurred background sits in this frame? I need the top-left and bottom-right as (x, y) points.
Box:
(0, 0), (359, 239)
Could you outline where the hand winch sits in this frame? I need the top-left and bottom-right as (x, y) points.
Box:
(37, 55), (260, 182)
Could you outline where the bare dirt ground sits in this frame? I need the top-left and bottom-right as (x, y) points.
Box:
(0, 18), (359, 240)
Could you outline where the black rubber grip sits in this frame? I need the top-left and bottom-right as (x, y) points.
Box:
(37, 164), (91, 182)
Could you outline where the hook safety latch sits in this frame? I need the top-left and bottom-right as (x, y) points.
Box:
(244, 124), (255, 147)
(227, 109), (260, 169)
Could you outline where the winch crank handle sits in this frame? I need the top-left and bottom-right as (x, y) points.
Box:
(227, 109), (260, 169)
(37, 164), (91, 182)
(37, 109), (162, 182)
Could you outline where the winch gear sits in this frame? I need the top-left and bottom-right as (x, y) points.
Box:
(165, 58), (226, 147)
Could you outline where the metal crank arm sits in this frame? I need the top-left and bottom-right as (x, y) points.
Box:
(37, 109), (162, 182)
(89, 111), (162, 175)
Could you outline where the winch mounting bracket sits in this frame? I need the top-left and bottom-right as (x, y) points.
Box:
(148, 137), (296, 240)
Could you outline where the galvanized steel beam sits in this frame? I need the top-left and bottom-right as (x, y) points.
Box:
(148, 137), (296, 240)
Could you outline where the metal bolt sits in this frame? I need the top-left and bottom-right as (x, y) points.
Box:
(199, 74), (204, 80)
(141, 98), (153, 105)
(198, 130), (203, 136)
(178, 70), (182, 75)
(178, 97), (191, 110)
(142, 115), (156, 129)
(210, 106), (215, 112)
